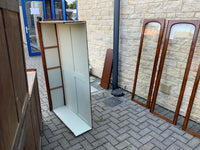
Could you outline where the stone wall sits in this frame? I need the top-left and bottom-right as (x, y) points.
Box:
(78, 0), (200, 122)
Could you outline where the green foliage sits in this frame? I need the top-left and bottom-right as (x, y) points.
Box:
(95, 117), (106, 123)
(68, 1), (76, 9)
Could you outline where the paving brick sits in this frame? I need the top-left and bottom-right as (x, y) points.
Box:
(67, 143), (82, 150)
(42, 136), (49, 146)
(58, 138), (70, 149)
(128, 137), (143, 148)
(105, 135), (119, 145)
(166, 144), (181, 150)
(117, 133), (130, 142)
(104, 143), (117, 150)
(116, 141), (130, 150)
(139, 134), (153, 144)
(137, 116), (148, 123)
(187, 137), (200, 148)
(162, 137), (176, 146)
(117, 126), (130, 134)
(139, 142), (155, 150)
(175, 140), (193, 150)
(92, 138), (107, 149)
(118, 120), (130, 128)
(161, 129), (173, 138)
(53, 146), (63, 150)
(138, 122), (150, 129)
(83, 133), (95, 143)
(48, 134), (64, 143)
(95, 131), (108, 139)
(128, 130), (142, 140)
(138, 128), (151, 136)
(128, 124), (140, 132)
(80, 140), (93, 150)
(69, 136), (85, 145)
(53, 128), (68, 135)
(43, 129), (54, 139)
(149, 131), (165, 142)
(150, 139), (167, 150)
(172, 133), (188, 143)
(108, 122), (119, 130)
(43, 142), (59, 150)
(152, 147), (161, 150)
(169, 126), (185, 135)
(183, 132), (194, 140)
(148, 125), (162, 134)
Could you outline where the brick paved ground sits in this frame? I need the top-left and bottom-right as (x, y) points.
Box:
(24, 46), (200, 150)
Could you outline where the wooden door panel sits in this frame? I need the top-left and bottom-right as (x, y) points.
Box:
(0, 9), (19, 150)
(3, 10), (28, 116)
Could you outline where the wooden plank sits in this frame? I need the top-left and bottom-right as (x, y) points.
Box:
(3, 10), (28, 117)
(0, 9), (19, 150)
(100, 49), (113, 89)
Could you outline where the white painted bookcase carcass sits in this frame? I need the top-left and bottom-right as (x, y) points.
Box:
(37, 21), (92, 136)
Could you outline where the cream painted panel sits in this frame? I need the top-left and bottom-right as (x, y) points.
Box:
(71, 24), (89, 78)
(50, 88), (64, 109)
(56, 24), (78, 113)
(41, 24), (57, 47)
(47, 68), (62, 89)
(54, 106), (92, 136)
(44, 48), (60, 68)
(71, 24), (91, 125)
(75, 77), (91, 126)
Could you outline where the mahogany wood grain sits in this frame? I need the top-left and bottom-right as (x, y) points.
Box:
(100, 49), (113, 89)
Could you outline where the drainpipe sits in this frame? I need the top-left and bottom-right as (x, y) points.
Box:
(111, 0), (124, 97)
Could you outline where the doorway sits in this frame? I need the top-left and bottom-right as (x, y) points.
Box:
(22, 0), (47, 56)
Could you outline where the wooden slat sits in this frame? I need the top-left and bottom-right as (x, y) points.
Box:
(100, 49), (113, 89)
(50, 85), (63, 91)
(0, 9), (19, 150)
(44, 45), (58, 49)
(47, 66), (61, 70)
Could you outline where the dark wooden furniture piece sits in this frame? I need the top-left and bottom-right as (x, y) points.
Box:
(150, 20), (200, 125)
(100, 49), (113, 89)
(183, 64), (200, 138)
(132, 19), (165, 108)
(0, 1), (41, 149)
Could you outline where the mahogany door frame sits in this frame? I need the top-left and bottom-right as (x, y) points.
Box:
(132, 19), (165, 108)
(150, 20), (200, 125)
(182, 64), (200, 138)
